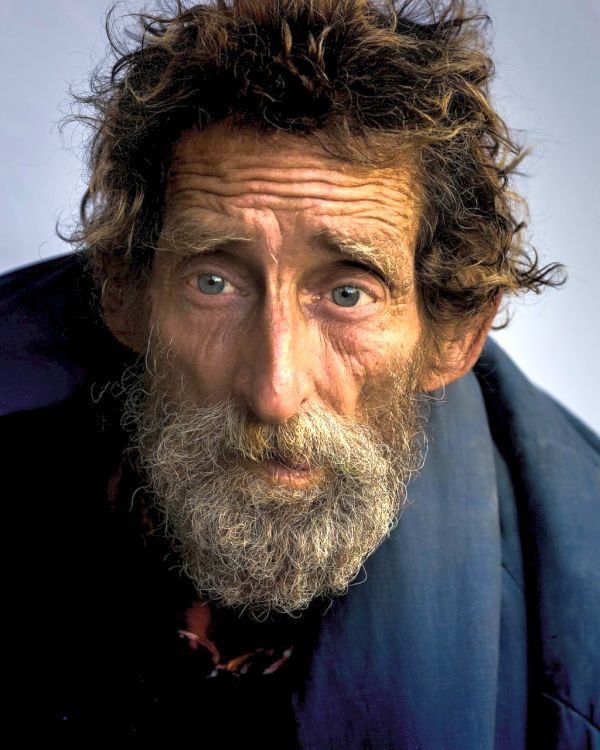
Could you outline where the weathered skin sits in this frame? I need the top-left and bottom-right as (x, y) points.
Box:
(144, 124), (429, 425)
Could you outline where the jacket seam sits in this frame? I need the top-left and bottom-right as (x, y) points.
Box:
(501, 562), (525, 596)
(540, 691), (600, 732)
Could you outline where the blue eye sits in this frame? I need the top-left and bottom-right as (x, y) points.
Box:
(196, 273), (226, 294)
(332, 285), (361, 307)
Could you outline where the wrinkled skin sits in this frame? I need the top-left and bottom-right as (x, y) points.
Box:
(145, 126), (427, 420)
(106, 125), (498, 618)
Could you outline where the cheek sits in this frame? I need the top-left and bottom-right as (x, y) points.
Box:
(317, 311), (420, 414)
(148, 269), (422, 413)
(148, 293), (244, 400)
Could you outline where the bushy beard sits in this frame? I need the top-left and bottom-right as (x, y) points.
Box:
(111, 331), (429, 622)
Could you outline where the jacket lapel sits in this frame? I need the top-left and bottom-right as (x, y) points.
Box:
(293, 370), (503, 749)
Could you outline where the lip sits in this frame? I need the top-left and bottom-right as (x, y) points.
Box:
(247, 457), (324, 488)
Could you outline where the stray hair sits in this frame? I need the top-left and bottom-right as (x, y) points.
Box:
(60, 0), (566, 359)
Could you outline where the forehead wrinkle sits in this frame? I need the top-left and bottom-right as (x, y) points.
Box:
(166, 179), (415, 210)
(166, 161), (420, 208)
(167, 125), (425, 212)
(168, 163), (402, 191)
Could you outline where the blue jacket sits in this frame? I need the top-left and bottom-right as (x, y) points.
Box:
(2, 253), (599, 747)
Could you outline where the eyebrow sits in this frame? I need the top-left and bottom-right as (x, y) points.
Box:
(156, 218), (252, 257)
(157, 219), (412, 297)
(314, 229), (412, 297)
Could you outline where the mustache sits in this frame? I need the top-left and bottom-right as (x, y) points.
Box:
(104, 345), (429, 617)
(136, 394), (397, 480)
(109, 333), (428, 487)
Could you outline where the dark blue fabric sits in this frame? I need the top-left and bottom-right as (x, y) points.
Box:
(2, 253), (599, 747)
(0, 252), (131, 415)
(294, 368), (504, 749)
(476, 340), (600, 748)
(293, 344), (600, 749)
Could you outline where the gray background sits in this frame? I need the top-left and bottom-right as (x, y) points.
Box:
(1, 0), (598, 433)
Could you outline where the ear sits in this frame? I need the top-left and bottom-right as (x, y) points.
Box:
(101, 279), (150, 355)
(420, 290), (503, 392)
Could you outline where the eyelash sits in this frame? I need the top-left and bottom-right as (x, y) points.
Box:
(186, 271), (379, 306)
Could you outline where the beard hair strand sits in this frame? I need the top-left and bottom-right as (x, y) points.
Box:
(103, 331), (429, 622)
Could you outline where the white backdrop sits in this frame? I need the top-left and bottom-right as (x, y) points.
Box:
(1, 0), (598, 433)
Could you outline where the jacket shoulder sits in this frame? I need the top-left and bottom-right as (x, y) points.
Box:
(475, 337), (600, 743)
(474, 337), (599, 458)
(0, 253), (130, 416)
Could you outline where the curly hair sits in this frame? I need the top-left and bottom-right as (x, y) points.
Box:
(61, 0), (565, 355)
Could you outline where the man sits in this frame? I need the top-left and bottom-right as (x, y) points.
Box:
(2, 0), (598, 746)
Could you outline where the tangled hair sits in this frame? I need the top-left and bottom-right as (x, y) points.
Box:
(62, 0), (565, 357)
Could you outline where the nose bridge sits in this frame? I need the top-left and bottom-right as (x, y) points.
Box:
(238, 285), (314, 424)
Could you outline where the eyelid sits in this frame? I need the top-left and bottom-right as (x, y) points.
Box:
(328, 272), (382, 299)
(178, 252), (235, 280)
(332, 260), (395, 293)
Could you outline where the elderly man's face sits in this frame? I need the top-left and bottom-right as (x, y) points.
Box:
(118, 125), (433, 619)
(150, 126), (426, 420)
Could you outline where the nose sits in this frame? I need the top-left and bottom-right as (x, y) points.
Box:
(233, 294), (316, 424)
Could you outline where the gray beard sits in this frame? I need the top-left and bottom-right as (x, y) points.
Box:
(110, 338), (429, 622)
